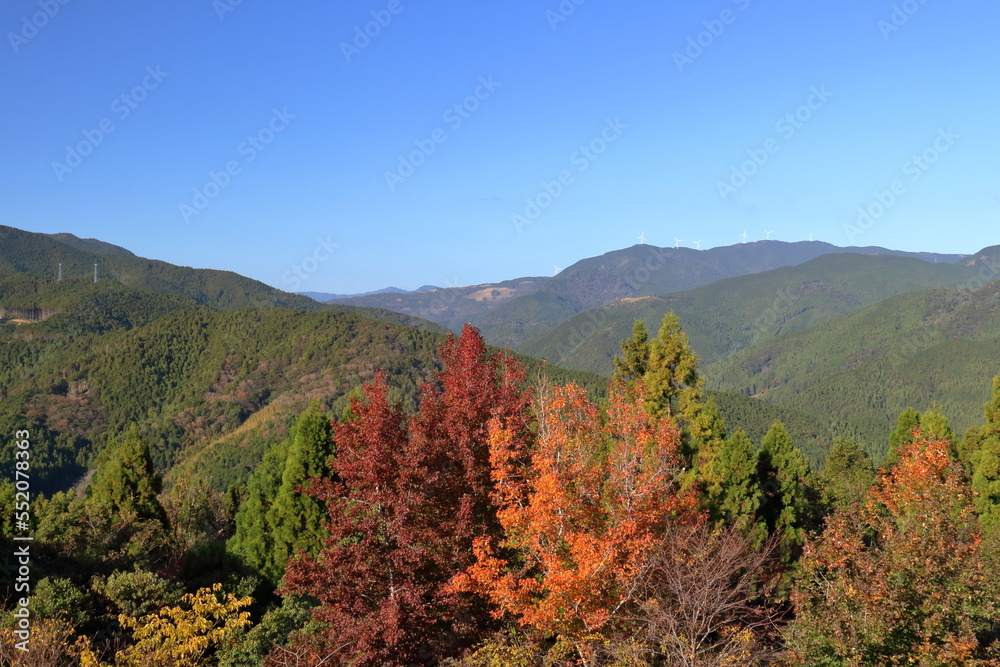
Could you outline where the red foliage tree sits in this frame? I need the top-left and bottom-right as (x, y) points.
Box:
(279, 325), (532, 666)
(452, 381), (700, 663)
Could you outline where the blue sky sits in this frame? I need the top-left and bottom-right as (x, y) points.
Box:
(2, 0), (998, 294)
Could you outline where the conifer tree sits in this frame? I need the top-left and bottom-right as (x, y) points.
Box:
(87, 425), (164, 524)
(884, 407), (921, 468)
(613, 319), (649, 384)
(965, 375), (1000, 536)
(821, 436), (874, 510)
(613, 311), (724, 479)
(757, 422), (811, 567)
(712, 429), (766, 544)
(268, 403), (336, 579)
(228, 434), (292, 583)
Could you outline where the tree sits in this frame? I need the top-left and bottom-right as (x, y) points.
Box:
(613, 312), (725, 490)
(712, 430), (765, 544)
(81, 583), (252, 667)
(228, 433), (291, 583)
(757, 422), (812, 568)
(787, 433), (1000, 665)
(965, 375), (1000, 539)
(281, 325), (532, 666)
(885, 407), (955, 469)
(628, 523), (780, 667)
(268, 403), (336, 579)
(820, 436), (874, 511)
(613, 319), (650, 384)
(454, 381), (698, 664)
(87, 425), (164, 524)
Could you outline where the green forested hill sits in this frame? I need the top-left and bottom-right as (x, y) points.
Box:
(706, 280), (1000, 460)
(518, 252), (978, 375)
(0, 225), (320, 312)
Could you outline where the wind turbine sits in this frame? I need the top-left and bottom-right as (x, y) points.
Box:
(553, 266), (562, 275)
(674, 237), (683, 249)
(694, 240), (702, 250)
(637, 232), (646, 244)
(764, 230), (773, 240)
(809, 233), (813, 242)
(740, 230), (748, 243)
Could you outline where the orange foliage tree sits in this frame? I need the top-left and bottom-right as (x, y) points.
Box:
(786, 432), (1000, 665)
(453, 381), (699, 663)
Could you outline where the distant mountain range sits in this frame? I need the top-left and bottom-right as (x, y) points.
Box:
(330, 241), (966, 348)
(299, 285), (442, 302)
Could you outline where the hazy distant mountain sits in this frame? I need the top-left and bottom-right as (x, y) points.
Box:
(327, 277), (552, 331)
(518, 250), (987, 375)
(330, 240), (966, 349)
(299, 286), (440, 302)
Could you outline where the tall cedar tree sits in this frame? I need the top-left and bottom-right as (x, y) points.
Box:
(757, 422), (812, 568)
(964, 375), (1000, 538)
(713, 429), (766, 543)
(227, 434), (291, 583)
(820, 436), (874, 511)
(885, 406), (955, 468)
(614, 313), (726, 491)
(267, 403), (336, 579)
(87, 424), (165, 525)
(280, 325), (531, 666)
(454, 381), (699, 664)
(787, 432), (999, 664)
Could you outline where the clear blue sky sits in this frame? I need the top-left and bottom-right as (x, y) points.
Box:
(2, 0), (998, 293)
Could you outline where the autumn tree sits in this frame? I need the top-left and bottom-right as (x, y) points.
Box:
(80, 583), (252, 667)
(454, 381), (698, 664)
(281, 325), (532, 666)
(786, 432), (1000, 665)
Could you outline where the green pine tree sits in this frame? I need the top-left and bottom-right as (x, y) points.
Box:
(613, 319), (650, 385)
(757, 422), (812, 568)
(228, 434), (292, 581)
(87, 425), (165, 524)
(967, 376), (1000, 536)
(713, 429), (766, 545)
(821, 436), (875, 510)
(885, 407), (921, 469)
(268, 403), (336, 580)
